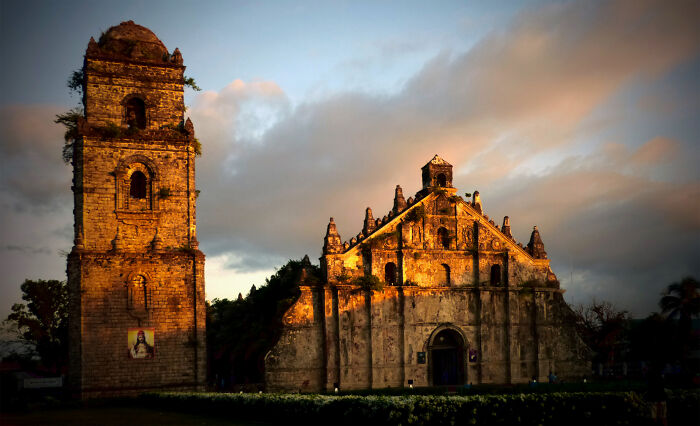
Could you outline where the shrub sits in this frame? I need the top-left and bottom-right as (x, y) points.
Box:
(100, 121), (122, 138)
(350, 275), (385, 292)
(140, 390), (672, 425)
(158, 188), (171, 199)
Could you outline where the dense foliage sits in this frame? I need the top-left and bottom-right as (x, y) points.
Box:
(660, 277), (700, 356)
(141, 389), (700, 425)
(206, 258), (318, 388)
(54, 107), (83, 164)
(4, 279), (69, 373)
(572, 301), (629, 366)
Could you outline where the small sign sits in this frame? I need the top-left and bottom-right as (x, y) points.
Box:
(128, 327), (155, 359)
(468, 349), (478, 362)
(24, 377), (63, 389)
(417, 352), (426, 364)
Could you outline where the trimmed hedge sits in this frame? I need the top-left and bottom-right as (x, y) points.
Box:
(139, 390), (697, 425)
(328, 381), (649, 397)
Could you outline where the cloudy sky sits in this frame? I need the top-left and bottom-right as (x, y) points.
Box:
(0, 0), (698, 319)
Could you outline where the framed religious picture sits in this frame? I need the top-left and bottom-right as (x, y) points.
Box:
(127, 327), (155, 359)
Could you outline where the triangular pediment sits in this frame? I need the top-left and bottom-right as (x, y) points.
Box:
(340, 190), (534, 260)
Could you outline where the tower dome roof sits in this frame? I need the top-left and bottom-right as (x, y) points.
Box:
(95, 21), (168, 61)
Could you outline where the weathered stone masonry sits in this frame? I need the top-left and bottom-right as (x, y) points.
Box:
(67, 21), (205, 398)
(266, 155), (590, 392)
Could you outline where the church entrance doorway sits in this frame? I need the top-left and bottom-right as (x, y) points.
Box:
(430, 328), (465, 385)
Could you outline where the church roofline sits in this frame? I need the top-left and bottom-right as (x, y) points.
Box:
(334, 186), (542, 263)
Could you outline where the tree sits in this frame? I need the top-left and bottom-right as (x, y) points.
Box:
(627, 312), (679, 368)
(206, 257), (318, 389)
(4, 279), (69, 373)
(659, 276), (699, 373)
(660, 276), (699, 329)
(572, 300), (629, 366)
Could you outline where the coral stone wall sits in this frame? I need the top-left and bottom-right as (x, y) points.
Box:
(266, 284), (590, 392)
(68, 252), (205, 397)
(267, 158), (590, 392)
(84, 58), (185, 129)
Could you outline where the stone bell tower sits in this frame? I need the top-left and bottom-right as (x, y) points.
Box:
(67, 21), (205, 397)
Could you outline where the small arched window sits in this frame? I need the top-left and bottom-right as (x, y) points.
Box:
(436, 173), (447, 187)
(437, 227), (450, 249)
(128, 274), (149, 310)
(125, 97), (146, 129)
(439, 264), (451, 286)
(490, 264), (501, 286)
(385, 262), (397, 285)
(130, 171), (147, 199)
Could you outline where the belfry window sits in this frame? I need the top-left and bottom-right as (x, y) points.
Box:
(125, 97), (146, 129)
(436, 173), (447, 187)
(437, 227), (450, 249)
(385, 262), (397, 285)
(130, 171), (147, 199)
(490, 264), (501, 286)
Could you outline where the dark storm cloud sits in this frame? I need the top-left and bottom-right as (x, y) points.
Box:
(0, 105), (74, 319)
(481, 139), (700, 315)
(0, 105), (72, 211)
(189, 0), (699, 315)
(1, 0), (698, 317)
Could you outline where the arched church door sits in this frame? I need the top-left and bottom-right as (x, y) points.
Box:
(430, 329), (465, 385)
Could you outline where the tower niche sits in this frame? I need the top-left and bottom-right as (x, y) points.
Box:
(67, 21), (205, 398)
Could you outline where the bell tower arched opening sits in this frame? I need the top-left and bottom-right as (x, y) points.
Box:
(130, 171), (147, 199)
(125, 97), (146, 129)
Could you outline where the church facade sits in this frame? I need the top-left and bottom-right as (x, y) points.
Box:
(67, 22), (206, 397)
(266, 155), (590, 391)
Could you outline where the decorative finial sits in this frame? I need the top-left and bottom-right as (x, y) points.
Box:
(323, 217), (342, 254)
(184, 117), (195, 138)
(472, 191), (483, 214)
(502, 216), (512, 239)
(75, 225), (85, 250)
(170, 47), (183, 64)
(363, 207), (376, 235)
(151, 228), (163, 250)
(87, 36), (99, 54)
(393, 185), (407, 213)
(112, 225), (122, 251)
(527, 226), (547, 259)
(189, 235), (199, 250)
